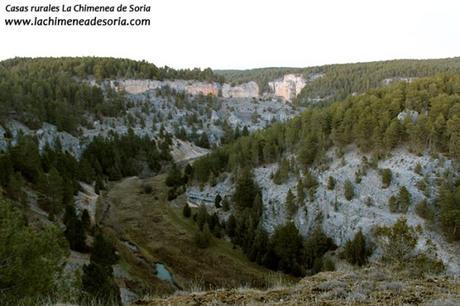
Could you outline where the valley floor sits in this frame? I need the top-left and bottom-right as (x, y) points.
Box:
(96, 175), (290, 301)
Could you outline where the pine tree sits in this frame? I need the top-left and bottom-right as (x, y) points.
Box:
(327, 176), (336, 190)
(447, 115), (460, 159)
(398, 186), (411, 213)
(388, 195), (399, 213)
(90, 232), (118, 267)
(48, 167), (64, 214)
(165, 163), (183, 188)
(63, 205), (87, 252)
(248, 226), (269, 264)
(343, 230), (370, 266)
(0, 154), (13, 188)
(384, 120), (401, 149)
(271, 222), (306, 276)
(183, 202), (192, 218)
(286, 189), (297, 219)
(222, 197), (230, 211)
(81, 209), (91, 232)
(196, 204), (208, 231)
(344, 179), (355, 201)
(197, 132), (210, 149)
(6, 172), (24, 202)
(226, 215), (237, 238)
(233, 169), (259, 210)
(438, 184), (460, 241)
(194, 223), (211, 248)
(296, 179), (305, 205)
(82, 262), (120, 304)
(214, 194), (222, 208)
(0, 197), (67, 304)
(381, 168), (392, 188)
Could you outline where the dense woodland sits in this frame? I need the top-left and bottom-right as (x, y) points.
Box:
(0, 129), (172, 304)
(218, 58), (460, 104)
(296, 57), (460, 104)
(0, 57), (222, 133)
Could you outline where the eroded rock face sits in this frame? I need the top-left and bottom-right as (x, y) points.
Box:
(222, 81), (259, 98)
(111, 79), (220, 96)
(112, 79), (262, 98)
(268, 74), (307, 101)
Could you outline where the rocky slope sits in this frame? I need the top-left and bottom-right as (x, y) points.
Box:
(0, 81), (298, 160)
(268, 74), (308, 101)
(186, 146), (460, 274)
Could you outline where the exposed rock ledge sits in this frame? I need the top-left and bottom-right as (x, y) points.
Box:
(268, 74), (307, 101)
(110, 79), (259, 98)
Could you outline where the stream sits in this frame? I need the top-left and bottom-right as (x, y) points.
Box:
(154, 262), (182, 290)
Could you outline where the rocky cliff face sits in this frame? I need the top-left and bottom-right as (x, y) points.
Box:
(268, 74), (307, 102)
(111, 79), (260, 98)
(222, 81), (259, 98)
(0, 120), (82, 157)
(111, 79), (220, 96)
(109, 75), (317, 102)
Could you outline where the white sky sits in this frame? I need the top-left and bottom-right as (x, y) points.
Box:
(0, 0), (459, 69)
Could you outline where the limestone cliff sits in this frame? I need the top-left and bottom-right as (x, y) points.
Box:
(222, 81), (259, 98)
(268, 74), (307, 102)
(111, 79), (220, 96)
(111, 79), (259, 98)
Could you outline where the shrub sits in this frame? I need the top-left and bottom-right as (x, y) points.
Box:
(374, 217), (417, 264)
(344, 180), (355, 201)
(388, 195), (398, 213)
(183, 202), (192, 218)
(0, 198), (68, 304)
(388, 187), (411, 213)
(415, 200), (434, 221)
(194, 224), (211, 249)
(381, 168), (392, 188)
(398, 186), (411, 213)
(327, 176), (336, 190)
(414, 163), (423, 175)
(142, 184), (153, 194)
(321, 256), (336, 271)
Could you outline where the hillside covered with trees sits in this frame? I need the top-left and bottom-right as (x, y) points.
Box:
(1, 57), (459, 304)
(192, 74), (460, 258)
(217, 57), (460, 104)
(0, 57), (223, 133)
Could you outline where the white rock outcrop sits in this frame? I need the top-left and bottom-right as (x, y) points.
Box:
(111, 79), (260, 99)
(268, 74), (307, 102)
(222, 81), (259, 98)
(111, 79), (220, 96)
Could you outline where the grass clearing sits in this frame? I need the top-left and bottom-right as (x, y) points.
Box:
(97, 175), (291, 297)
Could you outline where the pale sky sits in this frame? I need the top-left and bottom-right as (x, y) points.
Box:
(0, 0), (459, 69)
